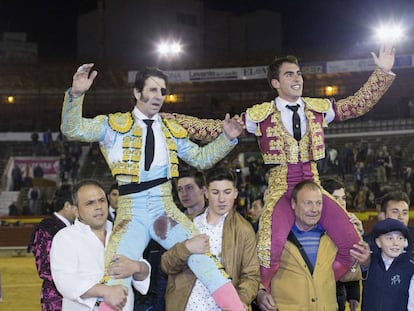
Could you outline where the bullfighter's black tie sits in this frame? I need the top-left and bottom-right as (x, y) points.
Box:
(143, 119), (154, 171)
(286, 104), (301, 141)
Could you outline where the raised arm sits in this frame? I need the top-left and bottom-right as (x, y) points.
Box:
(176, 114), (242, 169)
(333, 44), (396, 121)
(174, 113), (224, 142)
(371, 44), (395, 72)
(71, 63), (98, 97)
(60, 64), (108, 142)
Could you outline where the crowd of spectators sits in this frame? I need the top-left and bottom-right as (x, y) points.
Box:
(6, 134), (414, 218)
(6, 131), (83, 216)
(222, 138), (414, 217)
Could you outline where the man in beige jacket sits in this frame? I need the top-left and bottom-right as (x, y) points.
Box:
(162, 167), (260, 310)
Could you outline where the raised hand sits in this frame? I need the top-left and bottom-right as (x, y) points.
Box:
(371, 44), (395, 72)
(71, 63), (98, 96)
(223, 113), (245, 140)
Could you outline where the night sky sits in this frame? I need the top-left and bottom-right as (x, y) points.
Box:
(0, 0), (96, 60)
(0, 0), (413, 60)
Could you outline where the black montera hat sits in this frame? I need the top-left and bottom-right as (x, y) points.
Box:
(373, 218), (409, 239)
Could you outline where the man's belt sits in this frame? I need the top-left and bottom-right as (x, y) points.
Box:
(118, 177), (168, 195)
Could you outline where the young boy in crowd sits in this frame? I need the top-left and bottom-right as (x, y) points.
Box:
(361, 218), (414, 311)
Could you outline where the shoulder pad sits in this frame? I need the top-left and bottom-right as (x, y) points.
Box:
(303, 97), (330, 113)
(108, 112), (134, 134)
(246, 102), (275, 122)
(163, 118), (188, 138)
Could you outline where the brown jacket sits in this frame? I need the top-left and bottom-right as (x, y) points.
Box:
(161, 209), (260, 311)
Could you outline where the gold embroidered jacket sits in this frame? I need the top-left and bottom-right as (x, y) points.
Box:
(60, 92), (237, 183)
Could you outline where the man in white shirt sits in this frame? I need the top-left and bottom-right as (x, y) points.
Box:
(50, 180), (151, 311)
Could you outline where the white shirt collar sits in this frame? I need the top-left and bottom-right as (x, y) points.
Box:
(382, 254), (395, 270)
(132, 107), (160, 122)
(54, 212), (71, 227)
(74, 218), (113, 234)
(275, 96), (304, 112)
(200, 207), (229, 226)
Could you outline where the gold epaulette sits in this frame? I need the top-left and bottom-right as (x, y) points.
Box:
(303, 97), (330, 113)
(108, 112), (134, 134)
(163, 118), (188, 138)
(246, 101), (275, 122)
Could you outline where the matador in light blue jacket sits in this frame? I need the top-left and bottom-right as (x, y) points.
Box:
(61, 64), (246, 311)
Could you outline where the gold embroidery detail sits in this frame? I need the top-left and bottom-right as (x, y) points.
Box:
(266, 126), (278, 138)
(256, 126), (262, 136)
(162, 123), (179, 155)
(163, 118), (188, 138)
(257, 165), (288, 267)
(175, 113), (222, 142)
(102, 196), (134, 284)
(334, 68), (395, 121)
(171, 164), (179, 177)
(305, 110), (325, 161)
(161, 182), (199, 236)
(108, 112), (134, 134)
(166, 138), (178, 151)
(169, 151), (179, 164)
(122, 136), (142, 149)
(261, 110), (328, 164)
(206, 252), (231, 279)
(132, 126), (143, 137)
(122, 149), (141, 162)
(303, 97), (330, 112)
(111, 161), (140, 177)
(246, 101), (274, 122)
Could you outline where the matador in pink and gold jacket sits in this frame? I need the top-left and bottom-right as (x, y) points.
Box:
(173, 68), (395, 290)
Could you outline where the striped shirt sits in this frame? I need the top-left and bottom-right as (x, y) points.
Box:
(292, 223), (324, 268)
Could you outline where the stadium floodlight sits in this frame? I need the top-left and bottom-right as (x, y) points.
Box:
(374, 22), (405, 43)
(157, 42), (170, 56)
(156, 41), (183, 57)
